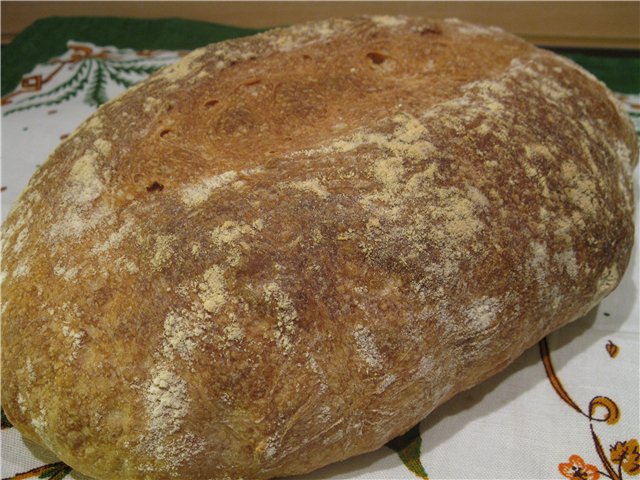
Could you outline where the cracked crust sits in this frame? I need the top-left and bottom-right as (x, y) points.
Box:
(1, 15), (636, 480)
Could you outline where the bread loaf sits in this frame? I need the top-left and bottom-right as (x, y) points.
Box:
(1, 15), (636, 479)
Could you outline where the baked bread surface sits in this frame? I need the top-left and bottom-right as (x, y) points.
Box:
(1, 15), (637, 479)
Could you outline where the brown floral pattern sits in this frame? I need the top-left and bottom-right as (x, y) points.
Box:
(610, 440), (640, 477)
(606, 340), (620, 358)
(542, 338), (639, 480)
(3, 463), (71, 480)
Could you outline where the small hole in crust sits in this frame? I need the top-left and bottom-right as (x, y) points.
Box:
(366, 52), (387, 65)
(159, 129), (172, 138)
(146, 181), (164, 193)
(302, 54), (312, 60)
(204, 99), (219, 107)
(244, 79), (261, 87)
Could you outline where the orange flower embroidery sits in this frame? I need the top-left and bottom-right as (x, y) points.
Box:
(606, 340), (619, 358)
(559, 455), (601, 480)
(610, 439), (640, 476)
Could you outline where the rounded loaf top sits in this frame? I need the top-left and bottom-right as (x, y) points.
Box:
(1, 15), (637, 480)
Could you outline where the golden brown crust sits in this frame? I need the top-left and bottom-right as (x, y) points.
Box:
(1, 15), (636, 479)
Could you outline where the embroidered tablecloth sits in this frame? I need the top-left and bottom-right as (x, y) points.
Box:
(1, 17), (639, 480)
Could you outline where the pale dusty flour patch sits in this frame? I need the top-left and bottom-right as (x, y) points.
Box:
(529, 241), (549, 284)
(4, 198), (33, 240)
(261, 18), (347, 53)
(263, 435), (281, 460)
(579, 118), (595, 137)
(180, 171), (238, 207)
(613, 137), (634, 168)
(31, 408), (48, 436)
(209, 220), (254, 266)
(12, 262), (30, 278)
(525, 144), (554, 161)
(157, 47), (207, 83)
(376, 374), (397, 394)
(318, 405), (332, 423)
(62, 325), (84, 360)
(252, 218), (265, 231)
(354, 285), (369, 295)
(91, 217), (135, 255)
(151, 235), (176, 270)
(353, 325), (382, 369)
(301, 113), (485, 278)
(414, 355), (435, 379)
(93, 138), (112, 156)
(445, 17), (494, 36)
(138, 366), (202, 470)
(198, 266), (227, 313)
(87, 115), (103, 131)
(49, 203), (112, 240)
(311, 228), (324, 244)
(53, 263), (79, 282)
(215, 50), (258, 70)
(306, 354), (323, 376)
(263, 282), (298, 354)
(596, 264), (619, 296)
(115, 256), (139, 274)
(306, 353), (328, 393)
(613, 139), (635, 210)
(143, 96), (162, 113)
(554, 250), (578, 278)
(286, 178), (330, 199)
(223, 321), (244, 345)
(17, 393), (27, 414)
(322, 428), (346, 446)
(367, 15), (407, 27)
(373, 157), (404, 191)
(303, 113), (435, 163)
(12, 228), (28, 254)
(25, 358), (35, 384)
(145, 368), (189, 434)
(67, 151), (104, 204)
(560, 161), (597, 214)
(210, 221), (251, 246)
(336, 228), (357, 241)
(466, 297), (501, 330)
(162, 309), (207, 362)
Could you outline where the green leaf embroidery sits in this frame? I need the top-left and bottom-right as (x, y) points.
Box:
(85, 60), (108, 107)
(38, 463), (72, 480)
(1, 407), (13, 429)
(3, 61), (93, 116)
(386, 423), (429, 479)
(103, 63), (136, 89)
(3, 43), (179, 113)
(106, 56), (170, 65)
(12, 61), (90, 106)
(108, 62), (162, 76)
